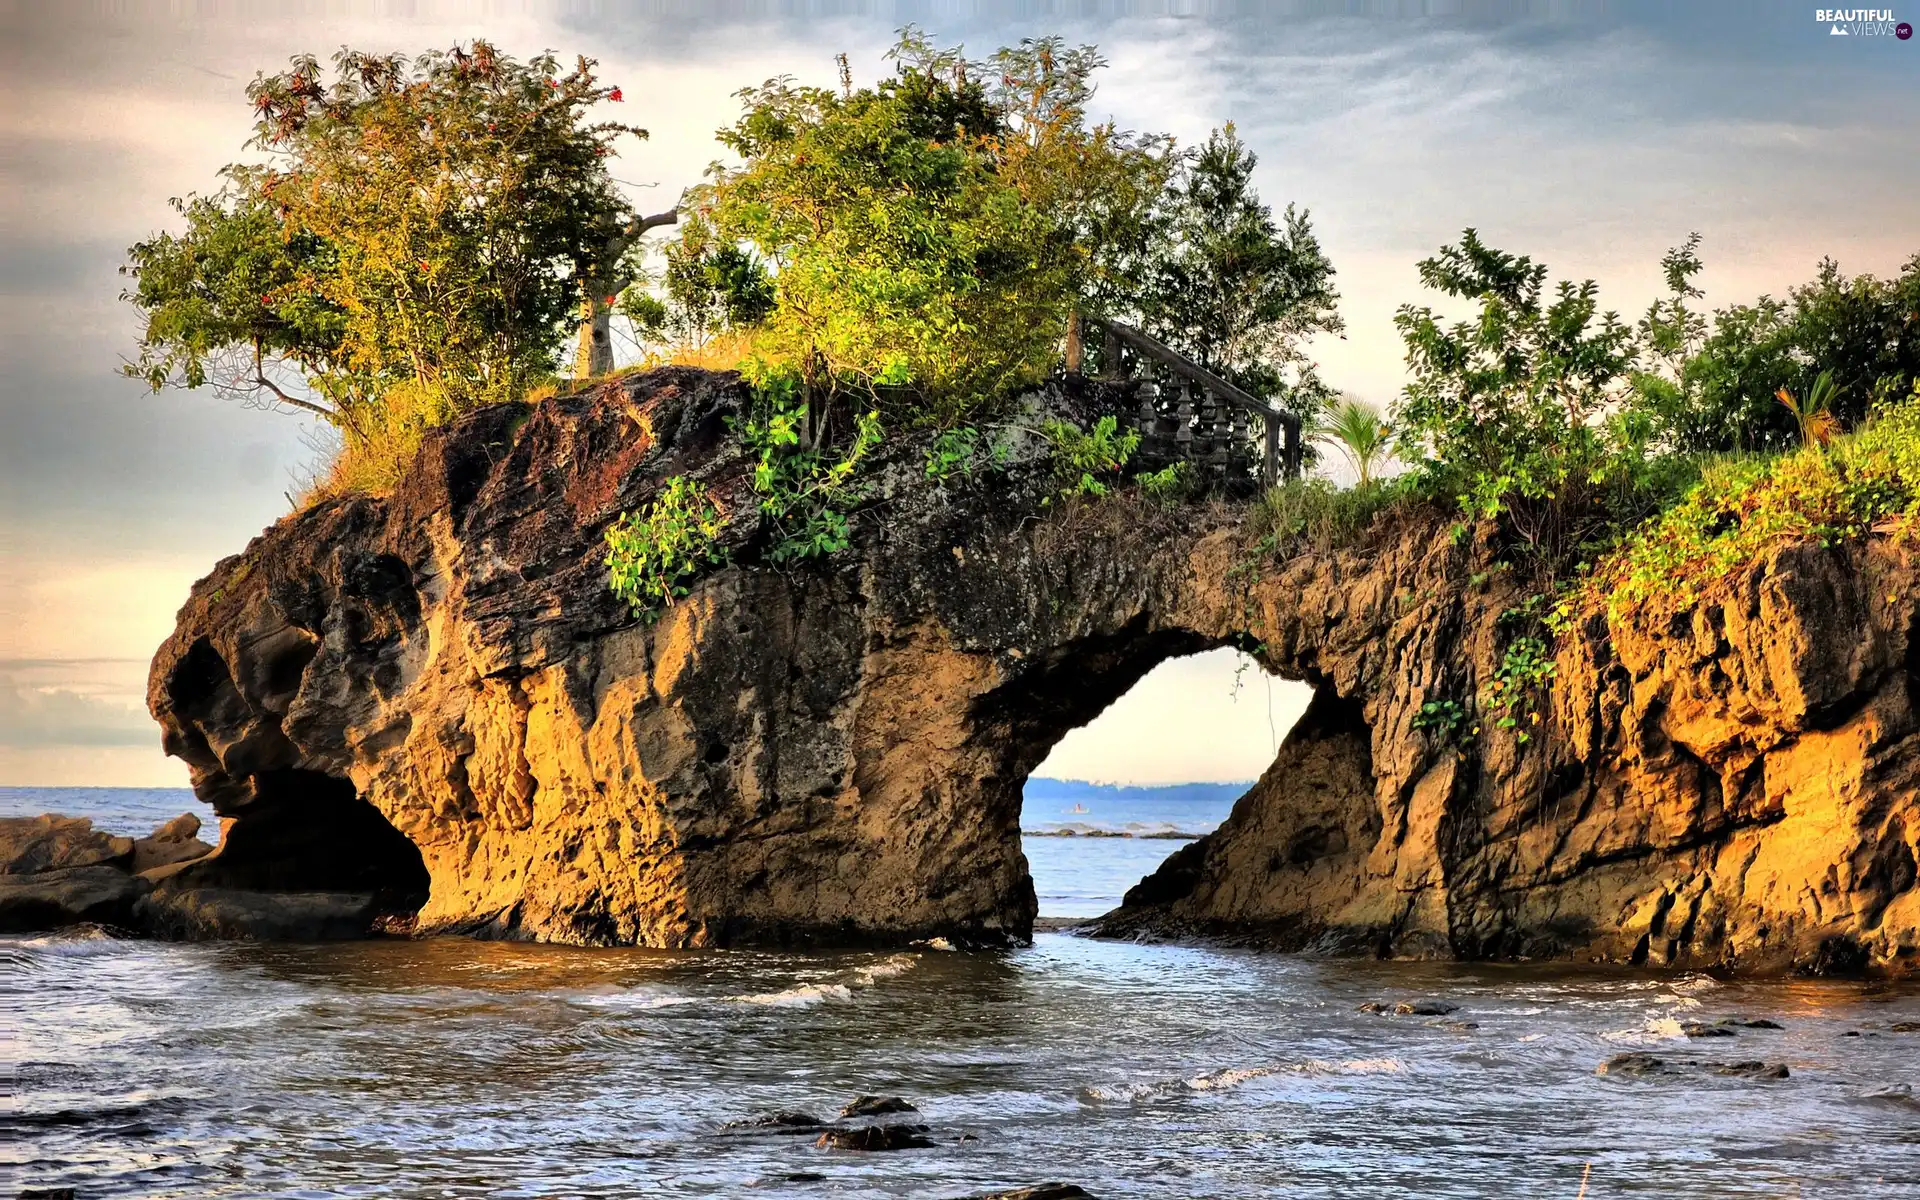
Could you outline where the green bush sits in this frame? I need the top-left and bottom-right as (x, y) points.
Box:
(1578, 386), (1920, 621)
(1137, 461), (1198, 506)
(1244, 476), (1407, 554)
(1041, 415), (1140, 502)
(740, 367), (884, 562)
(605, 476), (730, 620)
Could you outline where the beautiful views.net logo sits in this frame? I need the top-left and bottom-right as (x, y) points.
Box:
(1815, 7), (1911, 35)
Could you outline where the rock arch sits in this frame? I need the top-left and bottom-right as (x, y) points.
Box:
(148, 368), (1920, 971)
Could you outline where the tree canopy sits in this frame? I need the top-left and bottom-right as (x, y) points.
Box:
(123, 41), (650, 446)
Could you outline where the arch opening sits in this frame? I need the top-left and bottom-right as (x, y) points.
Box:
(997, 641), (1316, 923)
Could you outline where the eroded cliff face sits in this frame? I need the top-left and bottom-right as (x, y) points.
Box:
(147, 367), (1920, 970)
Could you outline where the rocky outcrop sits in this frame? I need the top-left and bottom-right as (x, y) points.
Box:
(0, 814), (213, 933)
(141, 366), (1920, 971)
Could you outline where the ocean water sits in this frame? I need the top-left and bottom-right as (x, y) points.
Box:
(6, 786), (1920, 1198)
(0, 783), (1236, 920)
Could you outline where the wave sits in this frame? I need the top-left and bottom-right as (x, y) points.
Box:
(737, 982), (856, 1008)
(1602, 1017), (1688, 1043)
(7, 925), (137, 961)
(1023, 822), (1209, 840)
(1082, 1057), (1407, 1104)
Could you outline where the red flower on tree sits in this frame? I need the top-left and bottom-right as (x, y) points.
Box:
(608, 87), (623, 102)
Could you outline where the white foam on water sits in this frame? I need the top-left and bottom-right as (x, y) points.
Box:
(736, 982), (855, 1008)
(13, 927), (135, 958)
(1602, 1017), (1688, 1043)
(853, 953), (917, 984)
(1185, 1065), (1279, 1091)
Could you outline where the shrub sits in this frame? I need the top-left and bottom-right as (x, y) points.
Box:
(1243, 476), (1408, 555)
(1041, 415), (1139, 502)
(1578, 386), (1920, 621)
(605, 476), (730, 620)
(1137, 461), (1198, 506)
(740, 366), (884, 562)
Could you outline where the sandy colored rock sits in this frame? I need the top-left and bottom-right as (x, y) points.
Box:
(1, 815), (134, 875)
(142, 367), (1920, 969)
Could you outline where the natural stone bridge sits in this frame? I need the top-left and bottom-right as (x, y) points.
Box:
(146, 368), (1920, 973)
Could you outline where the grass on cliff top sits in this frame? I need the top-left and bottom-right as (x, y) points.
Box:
(1572, 389), (1920, 622)
(1242, 474), (1434, 556)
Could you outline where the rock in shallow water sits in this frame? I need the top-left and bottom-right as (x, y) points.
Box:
(132, 365), (1920, 963)
(0, 866), (143, 933)
(968, 1187), (1098, 1200)
(136, 887), (387, 940)
(814, 1124), (934, 1151)
(1596, 1052), (1788, 1080)
(840, 1095), (917, 1118)
(721, 1111), (824, 1134)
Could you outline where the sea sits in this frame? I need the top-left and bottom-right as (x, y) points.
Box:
(5, 785), (1919, 1198)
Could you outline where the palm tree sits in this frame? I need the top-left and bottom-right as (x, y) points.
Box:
(1777, 370), (1843, 448)
(1318, 397), (1391, 486)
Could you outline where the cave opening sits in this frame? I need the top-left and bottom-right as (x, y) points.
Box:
(207, 769), (431, 914)
(1011, 644), (1315, 922)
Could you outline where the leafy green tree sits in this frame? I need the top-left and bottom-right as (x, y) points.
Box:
(124, 41), (672, 448)
(980, 36), (1177, 315)
(1392, 229), (1637, 556)
(651, 212), (775, 347)
(121, 192), (355, 425)
(1135, 125), (1342, 429)
(701, 38), (1068, 436)
(1633, 248), (1920, 454)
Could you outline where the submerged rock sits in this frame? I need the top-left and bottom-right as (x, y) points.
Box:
(1596, 1052), (1667, 1077)
(136, 366), (1920, 965)
(1395, 1001), (1458, 1016)
(814, 1124), (934, 1152)
(1680, 1022), (1738, 1039)
(839, 1095), (917, 1118)
(721, 1111), (824, 1135)
(969, 1187), (1099, 1200)
(1596, 1052), (1788, 1080)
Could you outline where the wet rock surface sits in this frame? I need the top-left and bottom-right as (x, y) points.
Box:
(840, 1095), (917, 1118)
(141, 365), (1920, 966)
(967, 1187), (1099, 1200)
(813, 1124), (935, 1152)
(1596, 1052), (1790, 1080)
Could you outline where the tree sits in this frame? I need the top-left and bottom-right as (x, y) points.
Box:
(1135, 125), (1342, 429)
(1632, 248), (1920, 454)
(979, 36), (1177, 316)
(699, 36), (1074, 435)
(124, 41), (676, 440)
(121, 191), (356, 425)
(1318, 396), (1390, 486)
(1392, 229), (1637, 555)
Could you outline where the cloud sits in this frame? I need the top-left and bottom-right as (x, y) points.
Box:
(0, 664), (158, 749)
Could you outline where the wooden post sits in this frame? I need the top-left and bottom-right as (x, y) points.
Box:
(1262, 413), (1281, 490)
(1064, 312), (1084, 377)
(1283, 416), (1302, 480)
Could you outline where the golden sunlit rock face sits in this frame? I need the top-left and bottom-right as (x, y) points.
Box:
(147, 367), (1918, 971)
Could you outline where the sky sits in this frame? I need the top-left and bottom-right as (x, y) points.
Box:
(2, 1), (1916, 786)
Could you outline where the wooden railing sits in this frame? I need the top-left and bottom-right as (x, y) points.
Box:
(1063, 313), (1301, 488)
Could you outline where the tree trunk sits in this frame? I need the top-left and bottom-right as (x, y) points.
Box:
(573, 208), (681, 381)
(575, 292), (615, 378)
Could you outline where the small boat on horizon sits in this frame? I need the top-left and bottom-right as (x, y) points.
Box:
(1069, 803), (1089, 814)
